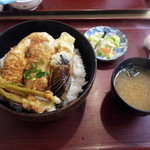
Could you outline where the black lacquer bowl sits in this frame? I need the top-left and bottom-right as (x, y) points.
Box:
(0, 20), (97, 122)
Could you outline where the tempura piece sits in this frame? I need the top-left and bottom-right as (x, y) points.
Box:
(55, 32), (75, 57)
(1, 39), (30, 83)
(0, 88), (56, 113)
(0, 76), (61, 104)
(23, 32), (55, 91)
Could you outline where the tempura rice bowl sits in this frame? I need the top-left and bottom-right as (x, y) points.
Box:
(0, 20), (97, 122)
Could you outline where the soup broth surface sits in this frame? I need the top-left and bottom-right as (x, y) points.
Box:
(114, 67), (150, 111)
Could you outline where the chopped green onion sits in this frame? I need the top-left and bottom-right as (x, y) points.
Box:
(23, 62), (50, 80)
(36, 71), (50, 78)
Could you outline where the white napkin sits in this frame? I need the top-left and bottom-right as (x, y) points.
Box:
(0, 0), (16, 5)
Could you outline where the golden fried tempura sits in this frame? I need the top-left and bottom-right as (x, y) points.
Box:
(1, 32), (74, 92)
(55, 32), (75, 57)
(1, 39), (30, 83)
(0, 32), (78, 113)
(1, 32), (55, 92)
(23, 32), (55, 91)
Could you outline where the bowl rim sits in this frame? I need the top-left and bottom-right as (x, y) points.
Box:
(10, 0), (41, 3)
(0, 19), (97, 117)
(15, 0), (33, 2)
(111, 57), (150, 113)
(84, 25), (128, 62)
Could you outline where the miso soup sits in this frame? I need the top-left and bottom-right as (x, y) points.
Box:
(114, 67), (150, 111)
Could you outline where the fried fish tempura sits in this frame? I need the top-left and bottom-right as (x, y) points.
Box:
(1, 32), (55, 91)
(1, 39), (30, 83)
(23, 32), (55, 91)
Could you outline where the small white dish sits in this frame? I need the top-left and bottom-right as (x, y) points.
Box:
(9, 0), (42, 10)
(84, 26), (128, 61)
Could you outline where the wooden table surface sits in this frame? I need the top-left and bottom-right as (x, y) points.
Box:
(0, 18), (150, 150)
(1, 0), (150, 20)
(0, 1), (150, 150)
(37, 0), (148, 10)
(3, 0), (150, 11)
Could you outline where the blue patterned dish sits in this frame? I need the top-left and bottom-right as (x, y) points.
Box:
(84, 26), (128, 61)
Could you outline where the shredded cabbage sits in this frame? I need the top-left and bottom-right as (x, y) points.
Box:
(87, 32), (120, 59)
